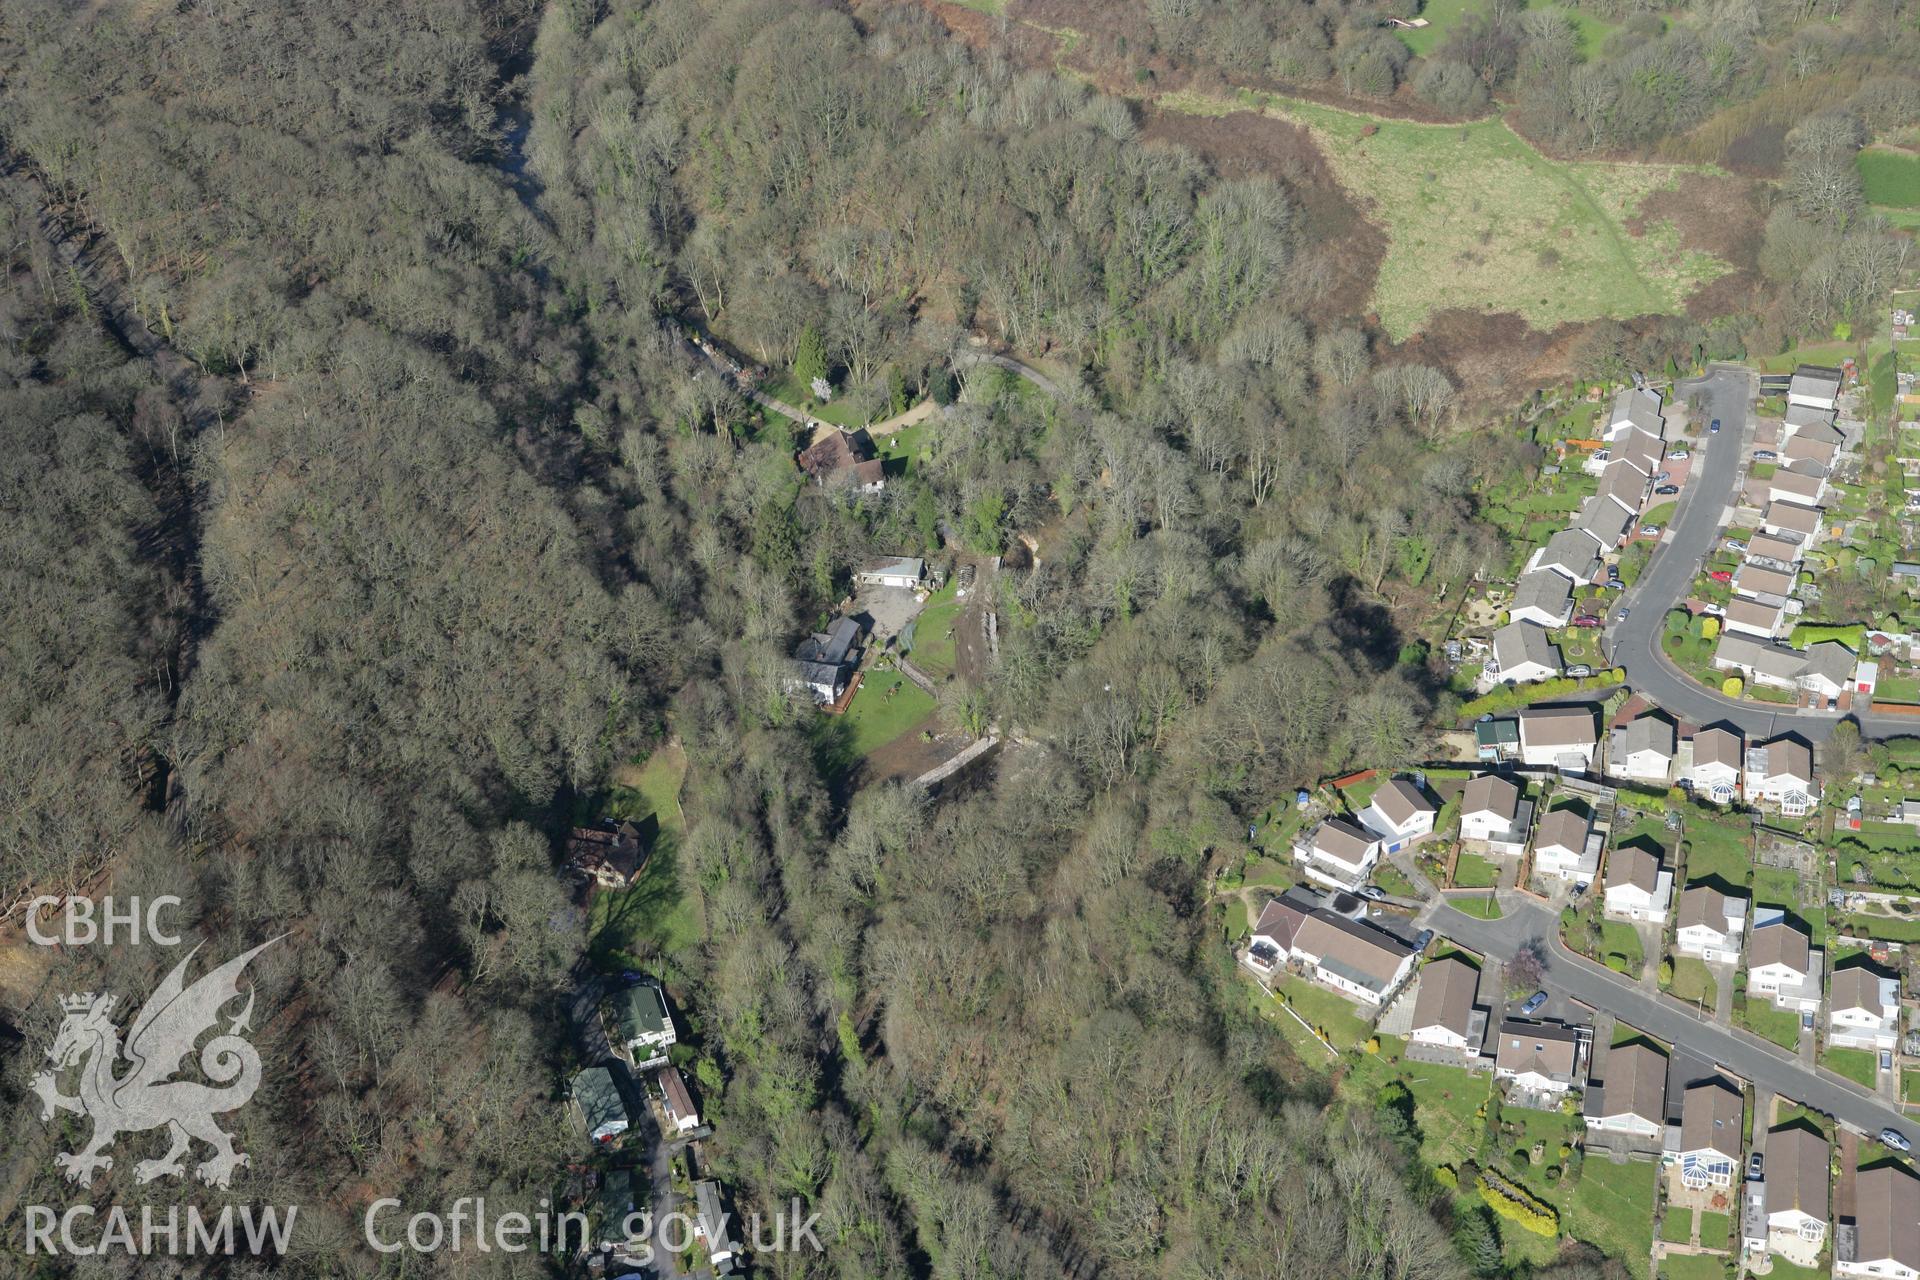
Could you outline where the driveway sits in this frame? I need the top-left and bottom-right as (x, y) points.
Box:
(1422, 895), (1914, 1140)
(1607, 368), (1857, 741)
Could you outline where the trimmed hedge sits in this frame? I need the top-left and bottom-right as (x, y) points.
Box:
(1477, 1172), (1558, 1237)
(1461, 669), (1625, 718)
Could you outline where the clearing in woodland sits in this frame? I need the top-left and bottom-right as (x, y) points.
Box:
(1159, 91), (1732, 341)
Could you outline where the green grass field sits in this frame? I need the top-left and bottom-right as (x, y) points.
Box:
(907, 579), (964, 679)
(1668, 957), (1716, 1008)
(1599, 920), (1645, 975)
(1660, 1210), (1694, 1245)
(591, 744), (703, 963)
(837, 670), (937, 761)
(1454, 852), (1501, 888)
(1452, 894), (1503, 918)
(1743, 996), (1801, 1050)
(1273, 975), (1373, 1050)
(1697, 1210), (1731, 1251)
(1859, 147), (1920, 207)
(1567, 1158), (1657, 1278)
(1681, 817), (1752, 889)
(1824, 1046), (1878, 1088)
(1660, 1256), (1727, 1280)
(1159, 90), (1727, 340)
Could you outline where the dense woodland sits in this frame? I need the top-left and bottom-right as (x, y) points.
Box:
(0, 0), (1874, 1277)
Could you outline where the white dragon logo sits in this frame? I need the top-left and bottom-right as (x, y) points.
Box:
(29, 938), (281, 1189)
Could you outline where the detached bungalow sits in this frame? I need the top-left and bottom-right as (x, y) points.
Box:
(1799, 641), (1856, 701)
(1408, 955), (1487, 1057)
(1745, 736), (1816, 816)
(1668, 1078), (1743, 1190)
(1517, 706), (1599, 771)
(1676, 885), (1747, 964)
(1747, 910), (1823, 1013)
(1493, 1019), (1586, 1099)
(1762, 500), (1823, 545)
(1510, 571), (1575, 629)
(1530, 528), (1603, 586)
(1837, 1163), (1920, 1280)
(1786, 363), (1842, 413)
(1616, 714), (1676, 782)
(1244, 888), (1318, 976)
(1533, 805), (1598, 883)
(1722, 597), (1786, 640)
(1605, 388), (1666, 440)
(1604, 844), (1673, 924)
(1595, 462), (1649, 517)
(1460, 774), (1534, 854)
(1733, 561), (1797, 603)
(1766, 464), (1827, 509)
(1359, 779), (1438, 854)
(1293, 816), (1382, 893)
(1713, 633), (1806, 691)
(1287, 912), (1418, 1006)
(1491, 621), (1562, 686)
(1829, 963), (1900, 1051)
(1745, 532), (1805, 568)
(1688, 726), (1745, 803)
(1583, 1039), (1667, 1143)
(1573, 495), (1635, 550)
(1783, 401), (1839, 441)
(1762, 1126), (1829, 1268)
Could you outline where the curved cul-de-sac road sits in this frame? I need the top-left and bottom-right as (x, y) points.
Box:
(1608, 366), (1919, 743)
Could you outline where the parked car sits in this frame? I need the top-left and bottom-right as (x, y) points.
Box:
(1654, 484), (1679, 495)
(1572, 616), (1603, 628)
(1617, 607), (1631, 621)
(1520, 992), (1549, 1016)
(1640, 524), (1661, 537)
(1709, 569), (1733, 581)
(1748, 1152), (1764, 1180)
(1567, 664), (1593, 677)
(1725, 539), (1747, 552)
(1669, 448), (1690, 459)
(1654, 471), (1672, 483)
(1702, 604), (1725, 617)
(1754, 449), (1777, 461)
(1882, 1128), (1912, 1152)
(1415, 929), (1434, 951)
(1357, 886), (1385, 901)
(1710, 418), (1722, 433)
(1883, 1050), (1895, 1071)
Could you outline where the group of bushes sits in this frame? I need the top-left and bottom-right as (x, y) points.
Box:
(1460, 668), (1626, 719)
(1475, 1170), (1559, 1238)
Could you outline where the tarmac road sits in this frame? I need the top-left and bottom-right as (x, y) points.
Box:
(1602, 367), (1911, 741)
(1425, 896), (1912, 1141)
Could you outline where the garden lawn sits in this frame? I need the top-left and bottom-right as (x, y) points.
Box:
(1668, 957), (1716, 1008)
(1743, 996), (1801, 1050)
(1660, 1210), (1694, 1245)
(1903, 1071), (1920, 1104)
(1273, 975), (1373, 1051)
(1598, 920), (1645, 974)
(839, 670), (937, 761)
(763, 370), (868, 428)
(1879, 673), (1920, 704)
(589, 832), (704, 963)
(1454, 852), (1501, 888)
(1399, 1062), (1492, 1168)
(609, 742), (687, 835)
(1161, 90), (1727, 340)
(1824, 1046), (1878, 1088)
(1697, 1210), (1731, 1251)
(1567, 1157), (1657, 1279)
(1681, 817), (1752, 889)
(1374, 865), (1418, 898)
(907, 579), (963, 679)
(1660, 1256), (1727, 1280)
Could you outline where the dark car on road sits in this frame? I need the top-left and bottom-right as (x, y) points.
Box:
(1710, 418), (1722, 433)
(1654, 484), (1679, 495)
(1520, 991), (1549, 1016)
